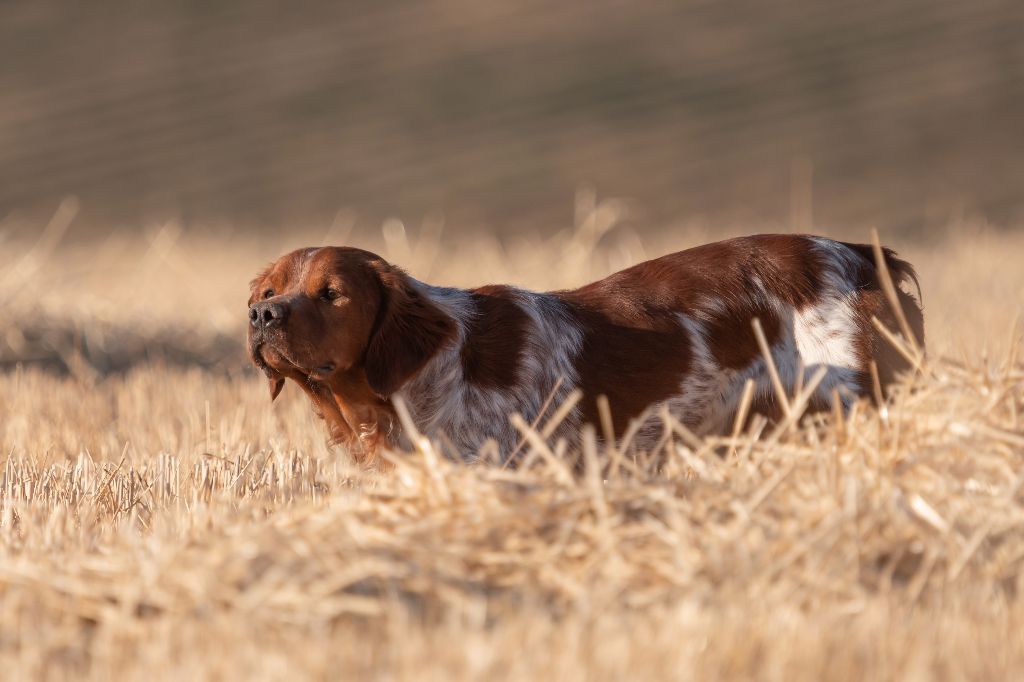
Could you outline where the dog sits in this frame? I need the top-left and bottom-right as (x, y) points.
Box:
(248, 234), (923, 466)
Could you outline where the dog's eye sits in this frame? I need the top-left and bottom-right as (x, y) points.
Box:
(321, 287), (341, 302)
(262, 289), (274, 299)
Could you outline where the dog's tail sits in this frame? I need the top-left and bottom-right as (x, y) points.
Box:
(842, 240), (925, 350)
(842, 242), (921, 304)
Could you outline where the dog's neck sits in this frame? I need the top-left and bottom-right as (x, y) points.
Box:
(393, 281), (477, 439)
(303, 366), (394, 467)
(311, 281), (472, 464)
(322, 278), (580, 464)
(394, 279), (582, 461)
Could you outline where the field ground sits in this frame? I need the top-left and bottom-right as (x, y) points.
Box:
(2, 211), (1024, 680)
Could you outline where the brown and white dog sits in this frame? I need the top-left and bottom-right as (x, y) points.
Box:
(248, 234), (923, 466)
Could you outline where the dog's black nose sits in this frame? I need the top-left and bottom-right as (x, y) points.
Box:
(249, 300), (288, 328)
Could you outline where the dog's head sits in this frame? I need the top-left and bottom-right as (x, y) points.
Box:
(247, 247), (456, 402)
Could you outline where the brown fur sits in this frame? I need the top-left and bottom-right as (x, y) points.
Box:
(558, 236), (830, 434)
(461, 286), (530, 389)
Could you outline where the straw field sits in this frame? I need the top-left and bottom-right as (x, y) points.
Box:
(2, 202), (1024, 680)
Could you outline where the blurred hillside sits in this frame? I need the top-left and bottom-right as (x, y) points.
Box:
(1, 0), (1022, 234)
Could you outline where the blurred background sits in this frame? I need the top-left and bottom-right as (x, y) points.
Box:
(2, 0), (1023, 377)
(2, 0), (1022, 235)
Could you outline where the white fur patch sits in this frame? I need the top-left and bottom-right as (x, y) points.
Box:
(792, 297), (862, 402)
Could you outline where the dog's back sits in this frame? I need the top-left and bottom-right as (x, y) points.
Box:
(556, 234), (924, 438)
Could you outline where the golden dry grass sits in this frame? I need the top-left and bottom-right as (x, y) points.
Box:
(2, 205), (1024, 680)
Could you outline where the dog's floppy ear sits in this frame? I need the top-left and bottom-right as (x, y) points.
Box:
(364, 266), (456, 398)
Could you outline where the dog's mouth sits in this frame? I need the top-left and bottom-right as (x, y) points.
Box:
(253, 340), (335, 377)
(249, 341), (297, 400)
(251, 340), (340, 399)
(251, 336), (296, 372)
(250, 342), (275, 376)
(250, 341), (290, 376)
